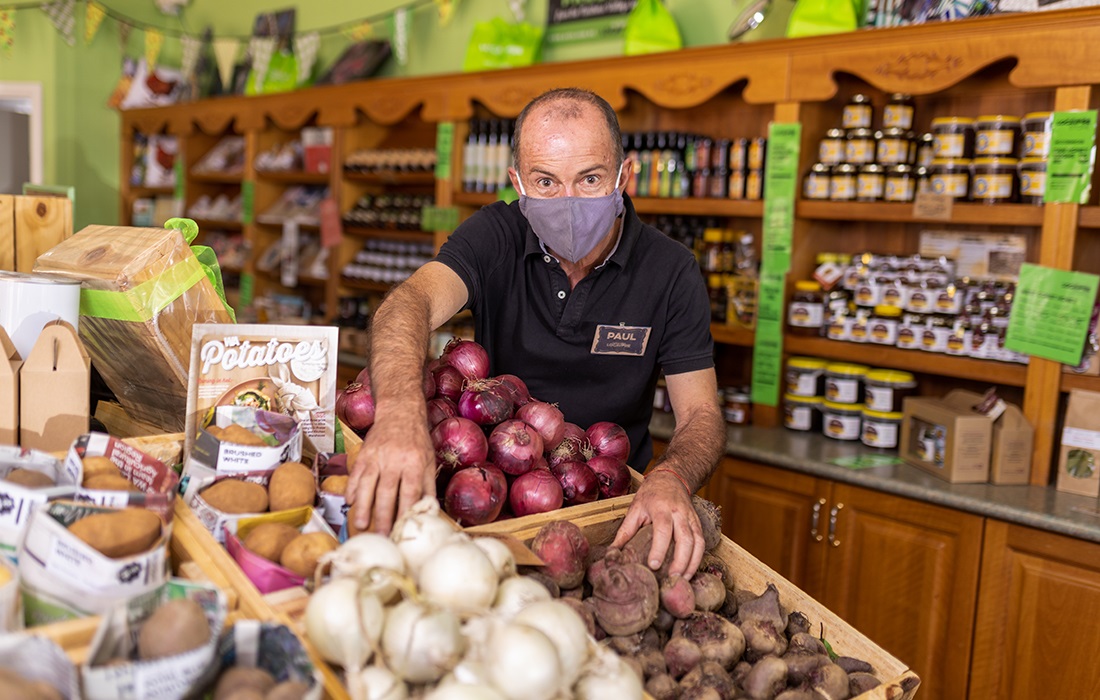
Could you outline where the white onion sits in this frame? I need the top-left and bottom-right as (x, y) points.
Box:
(418, 540), (499, 614)
(381, 599), (465, 684)
(349, 665), (408, 700)
(574, 644), (643, 700)
(424, 684), (506, 700)
(514, 600), (591, 687)
(472, 537), (516, 579)
(305, 578), (384, 669)
(485, 622), (561, 700)
(322, 532), (406, 602)
(445, 657), (492, 686)
(391, 497), (460, 575)
(491, 576), (551, 620)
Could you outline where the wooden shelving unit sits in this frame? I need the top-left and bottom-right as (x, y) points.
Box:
(343, 171), (436, 185)
(711, 324), (755, 347)
(797, 200), (1045, 226)
(189, 172), (243, 184)
(255, 171), (331, 185)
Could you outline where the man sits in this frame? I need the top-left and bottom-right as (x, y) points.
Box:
(347, 88), (725, 578)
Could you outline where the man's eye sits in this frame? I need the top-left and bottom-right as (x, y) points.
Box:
(584, 175), (600, 185)
(537, 179), (553, 188)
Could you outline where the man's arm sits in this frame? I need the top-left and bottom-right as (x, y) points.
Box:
(612, 368), (725, 577)
(346, 261), (468, 534)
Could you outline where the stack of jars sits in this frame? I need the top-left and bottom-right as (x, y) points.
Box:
(698, 227), (758, 326)
(622, 132), (768, 200)
(783, 356), (915, 449)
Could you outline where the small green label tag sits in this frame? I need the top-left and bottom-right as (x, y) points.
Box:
(241, 181), (254, 224)
(436, 122), (455, 180)
(239, 272), (254, 307)
(1046, 110), (1098, 204)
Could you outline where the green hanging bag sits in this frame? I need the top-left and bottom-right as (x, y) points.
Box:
(623, 0), (683, 56)
(462, 17), (543, 72)
(786, 0), (860, 38)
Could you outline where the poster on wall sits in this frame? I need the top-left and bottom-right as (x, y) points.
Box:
(546, 0), (638, 45)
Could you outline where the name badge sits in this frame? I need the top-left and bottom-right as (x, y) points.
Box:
(591, 324), (651, 356)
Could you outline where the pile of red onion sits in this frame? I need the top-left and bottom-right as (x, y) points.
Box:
(340, 338), (635, 526)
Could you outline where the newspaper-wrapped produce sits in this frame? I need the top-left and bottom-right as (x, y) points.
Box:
(0, 446), (75, 557)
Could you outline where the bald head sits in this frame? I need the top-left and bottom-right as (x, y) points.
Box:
(512, 88), (624, 171)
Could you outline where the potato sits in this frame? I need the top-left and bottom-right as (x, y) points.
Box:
(266, 681), (311, 700)
(217, 424), (267, 447)
(0, 565), (11, 586)
(83, 473), (141, 492)
(243, 523), (300, 563)
(280, 531), (338, 578)
(2, 469), (55, 489)
(214, 667), (276, 700)
(0, 669), (62, 700)
(138, 598), (211, 660)
(267, 462), (315, 512)
(320, 475), (348, 496)
(201, 480), (269, 514)
(69, 509), (162, 558)
(81, 456), (120, 483)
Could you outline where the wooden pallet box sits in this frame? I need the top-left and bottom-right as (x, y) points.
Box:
(0, 194), (72, 273)
(33, 224), (234, 432)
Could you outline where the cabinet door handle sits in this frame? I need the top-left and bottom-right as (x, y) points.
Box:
(828, 503), (844, 547)
(810, 498), (827, 542)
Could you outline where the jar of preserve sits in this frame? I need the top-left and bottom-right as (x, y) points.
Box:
(863, 369), (917, 412)
(748, 138), (767, 171)
(853, 277), (882, 307)
(876, 128), (911, 165)
(824, 363), (869, 404)
(819, 129), (846, 165)
(1019, 158), (1047, 204)
(788, 281), (825, 335)
(849, 307), (873, 343)
(884, 164), (916, 202)
(920, 314), (952, 353)
(803, 163), (832, 200)
(868, 305), (902, 345)
(933, 283), (964, 315)
(708, 274), (727, 322)
(971, 157), (1018, 204)
(829, 164), (857, 201)
(846, 128), (876, 165)
(842, 94), (874, 130)
(916, 133), (936, 167)
(945, 319), (971, 356)
(784, 394), (822, 432)
(1021, 112), (1052, 158)
(896, 313), (925, 350)
(786, 356), (828, 396)
(722, 388), (751, 425)
(883, 93), (915, 130)
(880, 277), (908, 308)
(915, 165), (932, 194)
(728, 169), (746, 200)
(975, 114), (1021, 157)
(729, 138), (749, 171)
(857, 164), (885, 201)
(931, 117), (975, 159)
(861, 409), (902, 449)
(746, 170), (763, 200)
(826, 305), (851, 341)
(822, 401), (863, 441)
(929, 158), (971, 200)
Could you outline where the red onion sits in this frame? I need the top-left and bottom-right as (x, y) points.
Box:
(551, 460), (600, 506)
(355, 365), (371, 388)
(588, 456), (632, 499)
(422, 364), (436, 399)
(336, 382), (375, 432)
(426, 397), (458, 428)
(443, 464), (508, 525)
(584, 421), (631, 462)
(515, 401), (565, 450)
(431, 417), (489, 471)
(432, 364), (465, 403)
(458, 380), (513, 426)
(496, 374), (531, 407)
(442, 338), (490, 381)
(426, 357), (447, 373)
(509, 468), (564, 517)
(547, 436), (584, 469)
(488, 419), (545, 476)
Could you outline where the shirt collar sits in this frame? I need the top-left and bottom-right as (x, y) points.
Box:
(521, 193), (641, 270)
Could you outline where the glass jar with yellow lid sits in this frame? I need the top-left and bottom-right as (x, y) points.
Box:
(863, 369), (917, 412)
(786, 356), (828, 397)
(1021, 112), (1052, 158)
(929, 159), (971, 200)
(824, 363), (869, 404)
(971, 157), (1018, 204)
(975, 115), (1021, 157)
(931, 117), (975, 159)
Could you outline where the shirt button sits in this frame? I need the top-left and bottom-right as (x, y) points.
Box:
(557, 290), (566, 300)
(543, 255), (552, 263)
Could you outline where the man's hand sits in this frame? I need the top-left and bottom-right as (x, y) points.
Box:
(346, 414), (436, 535)
(611, 469), (704, 579)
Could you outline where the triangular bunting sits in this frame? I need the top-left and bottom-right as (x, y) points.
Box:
(294, 31), (320, 83)
(40, 0), (75, 46)
(144, 27), (163, 69)
(212, 37), (239, 89)
(393, 7), (409, 66)
(434, 0), (457, 26)
(84, 1), (104, 45)
(0, 11), (13, 57)
(248, 35), (276, 91)
(344, 21), (372, 42)
(119, 21), (132, 51)
(180, 34), (201, 78)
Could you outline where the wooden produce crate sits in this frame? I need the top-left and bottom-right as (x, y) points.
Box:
(492, 509), (922, 700)
(0, 194), (72, 273)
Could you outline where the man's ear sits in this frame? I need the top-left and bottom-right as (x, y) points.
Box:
(508, 166), (521, 192)
(618, 157), (633, 191)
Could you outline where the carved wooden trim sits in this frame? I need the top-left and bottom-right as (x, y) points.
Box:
(267, 102), (319, 131)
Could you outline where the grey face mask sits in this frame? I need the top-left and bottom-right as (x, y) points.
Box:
(517, 163), (625, 264)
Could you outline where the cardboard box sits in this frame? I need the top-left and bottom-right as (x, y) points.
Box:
(899, 394), (992, 483)
(0, 326), (20, 445)
(938, 389), (1034, 485)
(0, 446), (77, 556)
(18, 320), (89, 453)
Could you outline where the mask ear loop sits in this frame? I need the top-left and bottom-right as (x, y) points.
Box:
(516, 174), (527, 197)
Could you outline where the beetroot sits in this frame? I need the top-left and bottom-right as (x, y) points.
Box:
(742, 656), (788, 700)
(698, 552), (730, 587)
(692, 496), (723, 551)
(738, 583), (789, 660)
(530, 521), (590, 589)
(690, 572), (726, 613)
(621, 523), (674, 578)
(660, 575), (696, 619)
(638, 649), (668, 678)
(664, 636), (703, 679)
(646, 674), (680, 700)
(673, 612), (746, 670)
(680, 662), (737, 700)
(558, 596), (597, 638)
(589, 549), (660, 636)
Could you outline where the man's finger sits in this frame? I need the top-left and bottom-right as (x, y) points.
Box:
(371, 472), (400, 536)
(397, 467), (425, 517)
(647, 518), (674, 570)
(687, 525), (706, 580)
(352, 467), (379, 532)
(611, 505), (645, 549)
(666, 515), (694, 577)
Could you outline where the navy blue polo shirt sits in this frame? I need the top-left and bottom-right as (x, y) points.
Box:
(434, 194), (714, 469)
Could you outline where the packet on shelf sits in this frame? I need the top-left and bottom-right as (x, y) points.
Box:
(68, 432), (179, 522)
(224, 507), (338, 594)
(0, 447), (75, 556)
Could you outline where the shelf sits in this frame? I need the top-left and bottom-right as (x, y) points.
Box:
(129, 186), (175, 198)
(191, 217), (244, 231)
(797, 200), (1044, 226)
(344, 226), (434, 242)
(255, 268), (328, 288)
(631, 198), (763, 218)
(1078, 206), (1100, 229)
(255, 170), (331, 185)
(453, 192), (501, 207)
(343, 170), (436, 186)
(783, 335), (1028, 387)
(1061, 373), (1100, 392)
(189, 171), (243, 184)
(254, 217), (320, 231)
(711, 324), (755, 347)
(341, 278), (397, 293)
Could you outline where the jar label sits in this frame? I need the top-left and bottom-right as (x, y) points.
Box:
(787, 370), (821, 396)
(931, 173), (968, 197)
(1022, 132), (1049, 158)
(855, 284), (881, 306)
(933, 134), (966, 158)
(907, 291), (930, 312)
(846, 140), (874, 164)
(804, 175), (830, 200)
(869, 320), (899, 345)
(823, 412), (861, 440)
(730, 145), (747, 171)
(876, 138), (908, 164)
(896, 325), (920, 349)
(918, 145), (936, 167)
(827, 319), (850, 341)
(972, 173), (1013, 199)
(862, 420), (899, 448)
(922, 327), (951, 352)
(885, 177), (916, 202)
(728, 171), (746, 200)
(819, 141), (844, 164)
(946, 330), (970, 355)
(849, 322), (869, 343)
(976, 129), (1016, 156)
(857, 174), (884, 199)
(883, 105), (914, 130)
(1020, 170), (1046, 197)
(866, 386), (896, 412)
(935, 291), (962, 313)
(748, 142), (766, 170)
(723, 406), (747, 424)
(830, 176), (855, 200)
(746, 171), (763, 200)
(842, 105), (873, 129)
(785, 405), (813, 431)
(788, 301), (824, 328)
(826, 378), (861, 404)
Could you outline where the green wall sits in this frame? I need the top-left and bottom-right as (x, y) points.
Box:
(0, 0), (793, 229)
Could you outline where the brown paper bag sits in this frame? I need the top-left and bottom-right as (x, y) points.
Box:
(1057, 389), (1100, 497)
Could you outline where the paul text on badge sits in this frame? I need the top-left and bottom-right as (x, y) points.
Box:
(591, 324), (651, 356)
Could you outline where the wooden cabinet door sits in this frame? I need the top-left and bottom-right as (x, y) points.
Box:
(706, 458), (830, 596)
(821, 484), (983, 700)
(969, 520), (1100, 700)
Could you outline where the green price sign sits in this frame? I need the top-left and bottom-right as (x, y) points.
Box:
(1045, 110), (1098, 204)
(241, 181), (254, 224)
(239, 272), (254, 307)
(436, 122), (455, 180)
